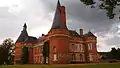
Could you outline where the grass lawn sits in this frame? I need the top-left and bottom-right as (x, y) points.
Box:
(0, 63), (120, 68)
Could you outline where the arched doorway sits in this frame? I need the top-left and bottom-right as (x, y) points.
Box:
(43, 41), (49, 64)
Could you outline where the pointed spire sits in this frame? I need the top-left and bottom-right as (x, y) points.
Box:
(58, 0), (61, 6)
(50, 0), (67, 30)
(23, 23), (27, 29)
(16, 23), (28, 43)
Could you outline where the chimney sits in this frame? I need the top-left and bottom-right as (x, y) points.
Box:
(60, 6), (66, 25)
(80, 29), (83, 35)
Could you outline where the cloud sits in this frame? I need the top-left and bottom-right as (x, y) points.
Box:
(42, 0), (120, 52)
(0, 0), (53, 43)
(0, 7), (20, 40)
(0, 0), (120, 52)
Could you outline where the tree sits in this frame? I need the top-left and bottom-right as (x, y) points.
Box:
(106, 47), (120, 60)
(110, 48), (118, 59)
(116, 48), (120, 60)
(42, 42), (49, 64)
(80, 0), (120, 19)
(21, 46), (29, 64)
(0, 38), (15, 65)
(0, 46), (5, 65)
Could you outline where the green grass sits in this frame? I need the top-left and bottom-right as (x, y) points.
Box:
(0, 63), (120, 68)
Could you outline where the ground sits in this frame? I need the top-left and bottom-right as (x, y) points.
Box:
(0, 63), (120, 68)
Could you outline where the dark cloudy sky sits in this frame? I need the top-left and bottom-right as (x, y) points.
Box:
(0, 0), (120, 52)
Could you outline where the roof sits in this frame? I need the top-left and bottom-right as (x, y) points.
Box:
(24, 36), (38, 44)
(83, 31), (96, 37)
(16, 23), (28, 43)
(69, 30), (96, 38)
(69, 30), (82, 37)
(50, 0), (67, 30)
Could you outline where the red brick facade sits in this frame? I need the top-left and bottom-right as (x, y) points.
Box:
(14, 1), (99, 64)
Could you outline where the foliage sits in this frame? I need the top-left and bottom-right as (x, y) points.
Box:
(0, 38), (15, 65)
(42, 42), (49, 64)
(80, 0), (120, 19)
(0, 46), (6, 65)
(21, 46), (29, 64)
(103, 47), (120, 60)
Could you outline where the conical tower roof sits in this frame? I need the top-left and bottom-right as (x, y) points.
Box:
(16, 23), (28, 43)
(51, 0), (67, 30)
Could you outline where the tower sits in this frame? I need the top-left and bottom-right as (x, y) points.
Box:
(48, 0), (70, 64)
(14, 23), (28, 64)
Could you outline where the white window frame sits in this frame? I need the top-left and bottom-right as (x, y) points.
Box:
(88, 43), (92, 50)
(89, 53), (93, 61)
(46, 57), (48, 63)
(80, 44), (83, 52)
(53, 54), (57, 61)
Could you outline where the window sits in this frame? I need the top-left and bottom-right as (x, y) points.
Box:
(36, 48), (38, 53)
(53, 46), (56, 52)
(46, 57), (48, 63)
(88, 43), (92, 50)
(79, 54), (83, 61)
(80, 44), (83, 52)
(76, 44), (79, 52)
(89, 53), (93, 61)
(37, 56), (39, 63)
(71, 43), (76, 52)
(53, 54), (57, 61)
(72, 54), (76, 60)
(35, 57), (37, 63)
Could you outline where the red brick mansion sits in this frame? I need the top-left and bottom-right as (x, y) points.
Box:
(14, 0), (99, 64)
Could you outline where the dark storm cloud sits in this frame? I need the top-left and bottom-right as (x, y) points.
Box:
(0, 0), (119, 51)
(42, 0), (116, 33)
(41, 0), (120, 51)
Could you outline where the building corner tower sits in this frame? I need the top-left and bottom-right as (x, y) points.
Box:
(48, 0), (70, 64)
(14, 23), (28, 64)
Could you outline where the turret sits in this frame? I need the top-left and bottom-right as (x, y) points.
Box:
(50, 0), (67, 30)
(48, 0), (70, 64)
(14, 23), (28, 64)
(16, 23), (28, 43)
